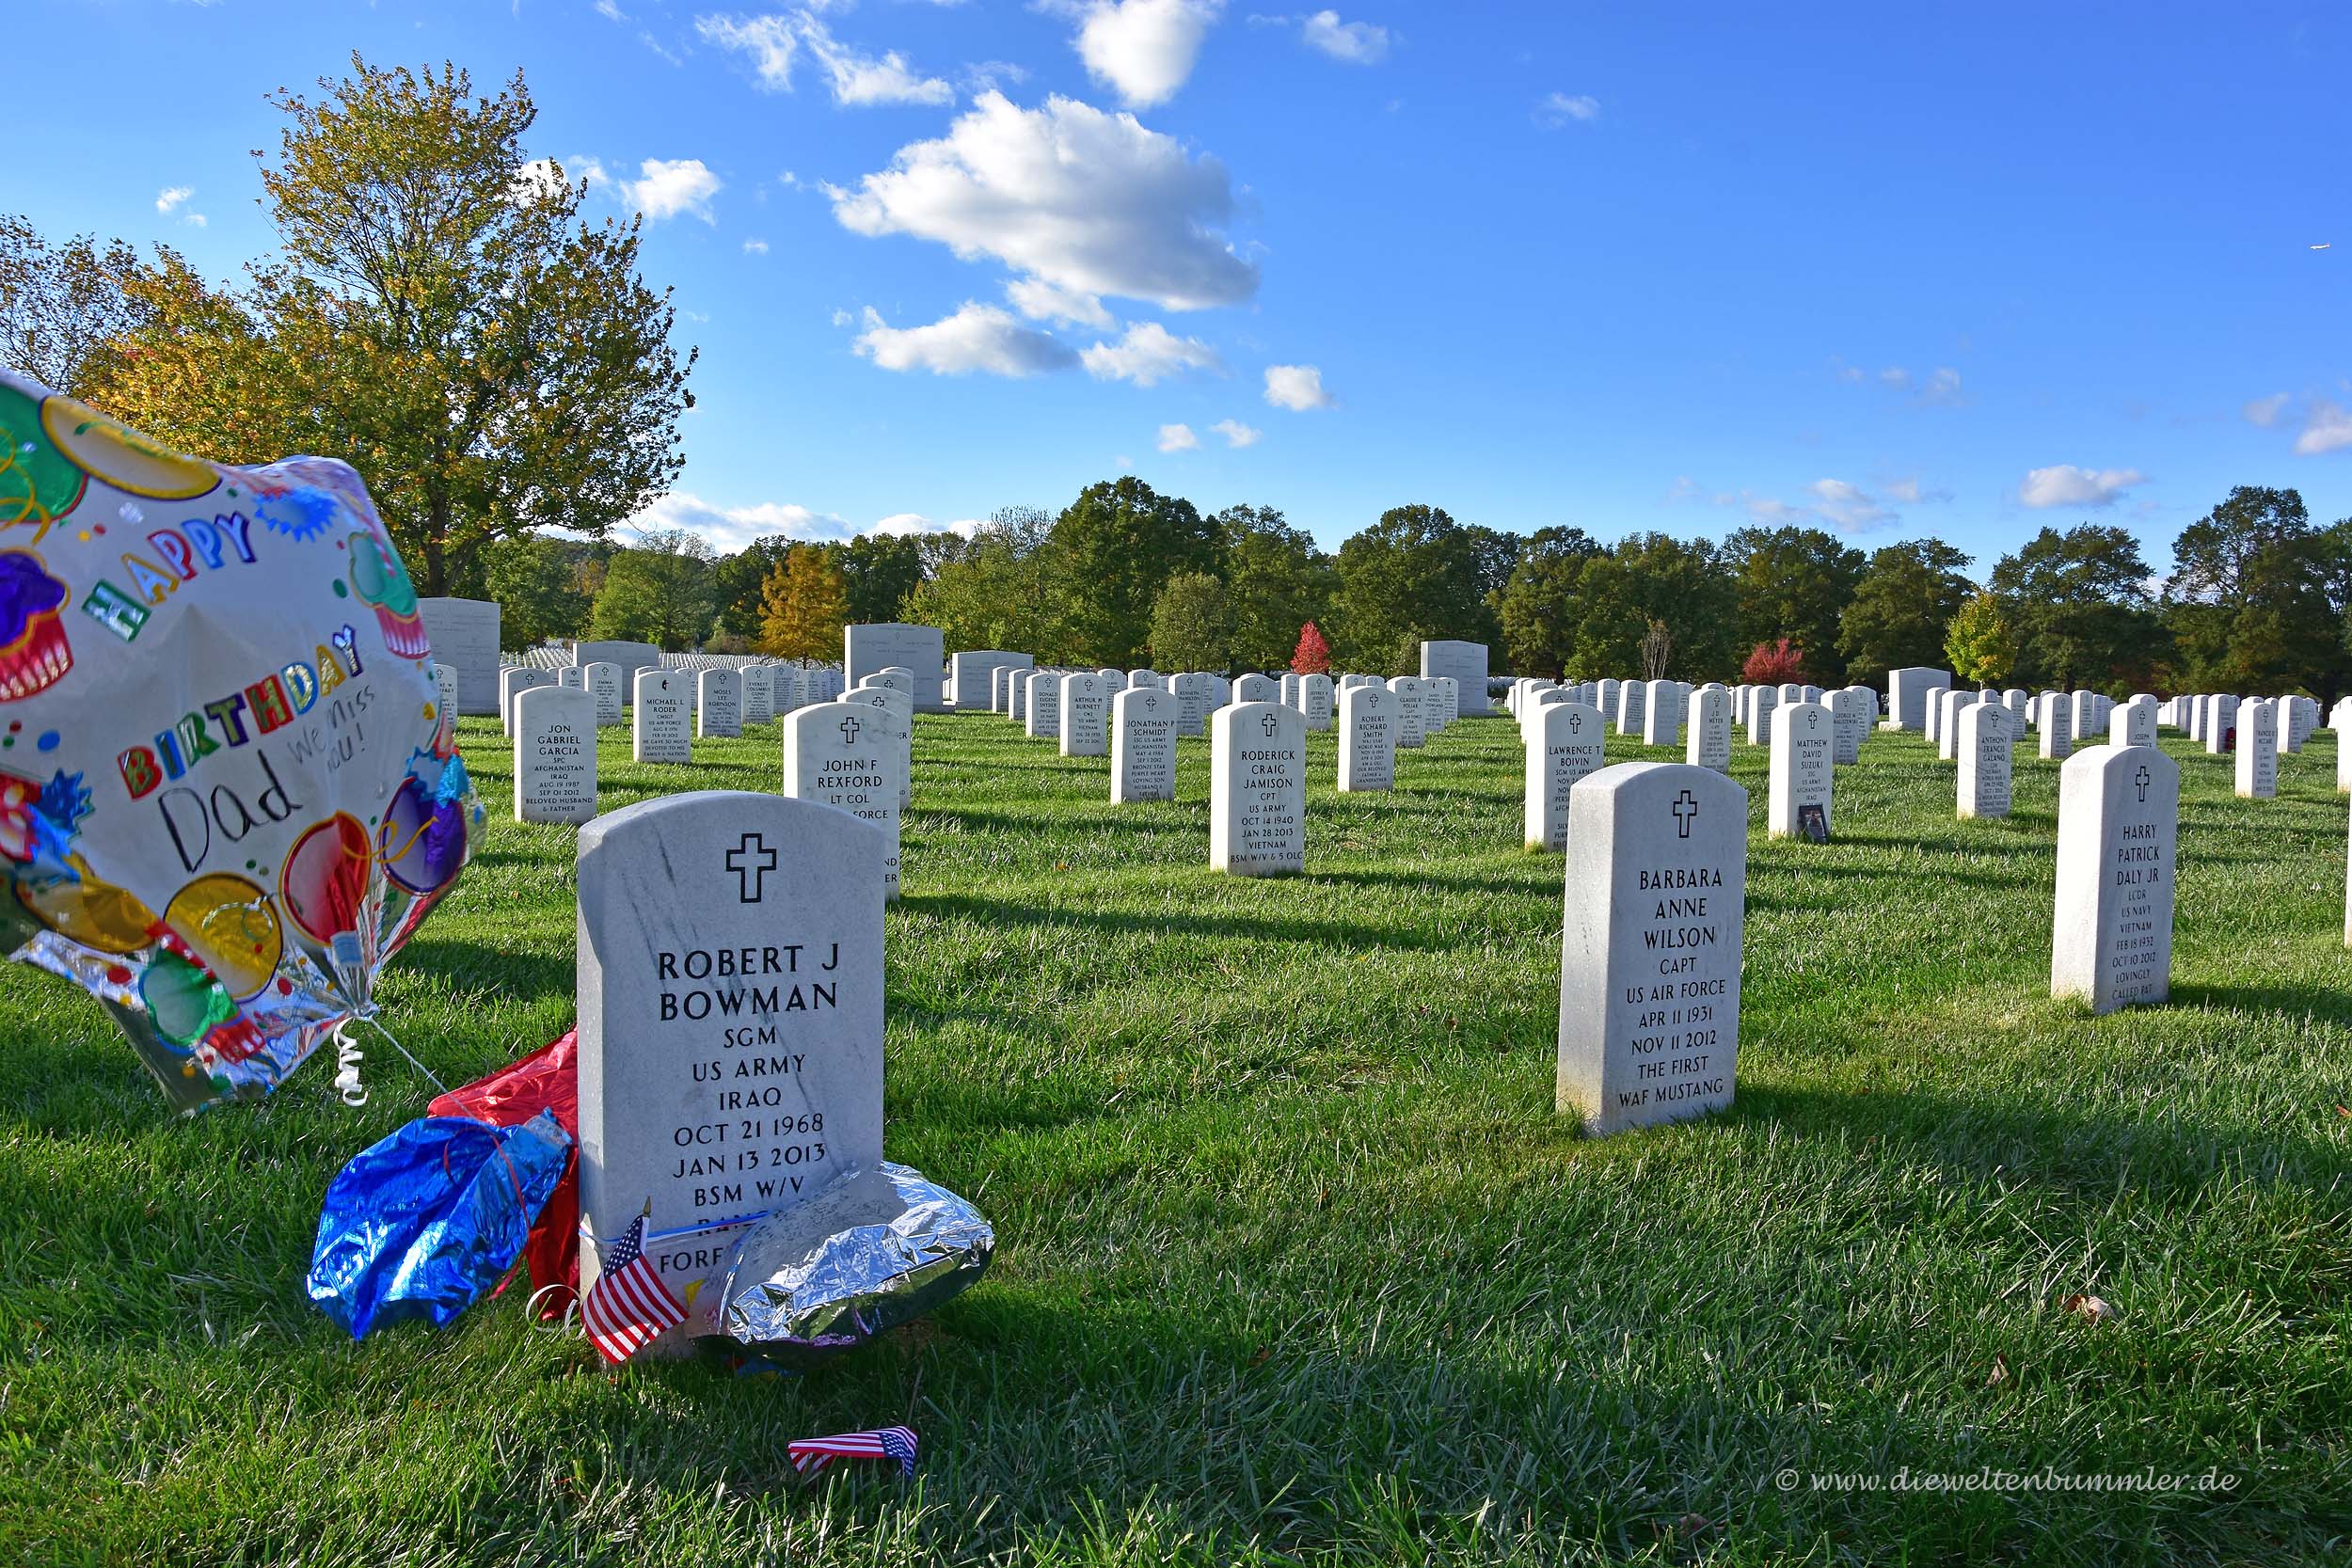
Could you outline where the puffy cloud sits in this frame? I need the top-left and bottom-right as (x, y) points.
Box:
(625, 492), (979, 552)
(2019, 465), (2146, 508)
(622, 158), (723, 222)
(2296, 399), (2352, 455)
(852, 302), (1080, 376)
(799, 16), (955, 105)
(1685, 474), (1922, 533)
(1212, 417), (1261, 447)
(1880, 475), (1951, 505)
(1006, 277), (1113, 328)
(1301, 9), (1387, 63)
(1057, 0), (1224, 109)
(1156, 421), (1200, 452)
(155, 185), (194, 214)
(2243, 391), (2290, 428)
(1804, 478), (1895, 531)
(831, 91), (1256, 311)
(1536, 92), (1599, 126)
(1081, 321), (1222, 385)
(1263, 362), (1331, 409)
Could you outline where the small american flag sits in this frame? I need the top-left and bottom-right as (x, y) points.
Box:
(788, 1426), (918, 1481)
(582, 1209), (687, 1364)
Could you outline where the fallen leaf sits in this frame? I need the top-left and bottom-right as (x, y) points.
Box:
(1986, 1354), (2010, 1386)
(2063, 1293), (2119, 1324)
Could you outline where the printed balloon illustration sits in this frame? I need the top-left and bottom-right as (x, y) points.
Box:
(0, 368), (476, 1112)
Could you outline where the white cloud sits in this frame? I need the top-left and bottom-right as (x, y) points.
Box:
(1921, 366), (1963, 404)
(1263, 363), (1331, 409)
(1058, 0), (1224, 109)
(2296, 399), (2352, 455)
(830, 308), (855, 326)
(2243, 391), (2291, 428)
(831, 90), (1256, 311)
(1081, 321), (1222, 385)
(1212, 417), (1261, 447)
(595, 0), (625, 18)
(183, 213), (208, 229)
(696, 13), (800, 87)
(1157, 421), (1200, 452)
(1535, 92), (1599, 126)
(1880, 476), (1951, 505)
(625, 492), (981, 551)
(1301, 9), (1386, 62)
(743, 237), (770, 254)
(510, 158), (570, 205)
(2019, 464), (2147, 508)
(1006, 277), (1113, 328)
(155, 185), (194, 215)
(1804, 478), (1894, 531)
(622, 158), (723, 222)
(798, 14), (955, 105)
(852, 302), (1080, 376)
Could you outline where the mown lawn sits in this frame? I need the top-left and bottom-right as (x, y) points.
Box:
(3, 707), (2349, 1566)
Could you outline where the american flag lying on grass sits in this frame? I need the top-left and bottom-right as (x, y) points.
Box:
(581, 1209), (686, 1364)
(788, 1426), (919, 1481)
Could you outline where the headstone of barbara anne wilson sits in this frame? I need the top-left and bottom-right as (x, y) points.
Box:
(1060, 672), (1110, 758)
(575, 790), (885, 1354)
(1338, 682), (1397, 792)
(1111, 685), (1179, 801)
(418, 596), (501, 715)
(1686, 686), (1732, 771)
(632, 670), (692, 763)
(1556, 763), (1746, 1136)
(587, 662), (623, 726)
(843, 623), (946, 711)
(1767, 701), (1834, 840)
(1211, 702), (1306, 875)
(2052, 745), (2177, 1014)
(513, 683), (598, 825)
(697, 669), (743, 739)
(1525, 700), (1607, 851)
(783, 702), (906, 901)
(1957, 699), (2012, 820)
(1420, 640), (1489, 715)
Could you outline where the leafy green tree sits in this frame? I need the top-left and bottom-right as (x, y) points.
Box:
(839, 532), (930, 625)
(1148, 572), (1232, 672)
(1990, 525), (2160, 691)
(1565, 533), (1739, 681)
(900, 507), (1056, 655)
(0, 214), (152, 397)
(1724, 525), (1866, 684)
(710, 536), (793, 643)
(1495, 527), (1604, 676)
(1040, 478), (1222, 667)
(1943, 591), (2017, 686)
(1331, 504), (1495, 672)
(590, 529), (714, 648)
(1218, 504), (1333, 672)
(1837, 538), (1975, 686)
(2161, 486), (2341, 694)
(483, 533), (591, 650)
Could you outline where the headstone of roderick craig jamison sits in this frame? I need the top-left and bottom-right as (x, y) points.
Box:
(575, 791), (885, 1354)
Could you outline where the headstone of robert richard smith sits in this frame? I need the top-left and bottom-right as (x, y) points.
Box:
(575, 790), (885, 1353)
(2052, 745), (2178, 1014)
(1555, 762), (1746, 1135)
(1211, 702), (1306, 875)
(513, 684), (598, 826)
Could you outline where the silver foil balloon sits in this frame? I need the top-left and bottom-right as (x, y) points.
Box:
(708, 1162), (993, 1364)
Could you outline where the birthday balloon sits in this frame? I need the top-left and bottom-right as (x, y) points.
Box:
(0, 368), (480, 1112)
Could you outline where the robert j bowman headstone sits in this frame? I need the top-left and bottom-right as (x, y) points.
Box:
(2052, 745), (2178, 1014)
(419, 596), (501, 714)
(1060, 671), (1110, 757)
(1525, 700), (1607, 851)
(1212, 702), (1306, 875)
(1337, 682), (1397, 792)
(514, 683), (598, 826)
(1420, 640), (1490, 715)
(633, 669), (692, 763)
(575, 790), (885, 1353)
(1686, 685), (1731, 771)
(843, 623), (946, 711)
(1767, 700), (1834, 840)
(1556, 762), (1746, 1135)
(697, 668), (743, 739)
(1957, 699), (2012, 820)
(784, 702), (906, 901)
(1111, 685), (1179, 801)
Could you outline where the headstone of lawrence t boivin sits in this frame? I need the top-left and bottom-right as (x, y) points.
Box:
(740, 664), (775, 726)
(1420, 640), (1489, 715)
(587, 662), (623, 726)
(1957, 700), (2012, 820)
(1025, 670), (1062, 740)
(2234, 697), (2279, 800)
(784, 702), (905, 901)
(575, 790), (884, 1354)
(1644, 681), (1686, 749)
(1111, 685), (1179, 801)
(1768, 701), (1834, 841)
(1556, 762), (1746, 1135)
(633, 669), (692, 763)
(1060, 671), (1110, 758)
(1887, 667), (1950, 733)
(500, 666), (553, 737)
(697, 669), (743, 739)
(1525, 701), (1607, 851)
(1337, 683), (1397, 793)
(1390, 676), (1429, 749)
(419, 596), (501, 715)
(514, 683), (598, 826)
(1301, 673), (1335, 732)
(1212, 703), (1306, 875)
(2052, 746), (2178, 1013)
(843, 623), (946, 711)
(1686, 686), (1732, 772)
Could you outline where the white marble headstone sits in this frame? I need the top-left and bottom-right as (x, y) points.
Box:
(587, 662), (623, 726)
(2052, 745), (2177, 1013)
(1686, 686), (1731, 772)
(697, 669), (743, 739)
(632, 669), (691, 763)
(1060, 672), (1110, 758)
(1211, 702), (1306, 874)
(783, 702), (906, 900)
(513, 683), (598, 825)
(1337, 683), (1396, 793)
(1957, 700), (2012, 820)
(1525, 700), (1607, 851)
(1111, 685), (1179, 801)
(1767, 701), (1834, 840)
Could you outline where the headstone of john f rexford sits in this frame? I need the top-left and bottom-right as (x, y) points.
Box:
(575, 791), (885, 1354)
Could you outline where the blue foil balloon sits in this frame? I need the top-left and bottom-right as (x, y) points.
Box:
(308, 1110), (571, 1338)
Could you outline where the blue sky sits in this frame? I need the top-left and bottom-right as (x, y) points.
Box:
(13, 1), (2350, 574)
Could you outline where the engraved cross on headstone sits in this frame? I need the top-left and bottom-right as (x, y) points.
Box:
(2134, 764), (2150, 802)
(1261, 712), (1279, 736)
(1672, 788), (1698, 838)
(725, 832), (777, 903)
(838, 714), (863, 746)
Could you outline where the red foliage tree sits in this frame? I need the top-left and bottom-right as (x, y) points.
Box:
(1740, 637), (1806, 685)
(1291, 620), (1331, 676)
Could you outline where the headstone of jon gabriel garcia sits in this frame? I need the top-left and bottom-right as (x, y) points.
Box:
(575, 790), (885, 1354)
(513, 683), (598, 826)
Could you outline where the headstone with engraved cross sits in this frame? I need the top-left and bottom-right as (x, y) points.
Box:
(697, 668), (743, 739)
(1060, 671), (1110, 758)
(2053, 746), (2177, 1013)
(1686, 685), (1732, 772)
(845, 684), (915, 810)
(1338, 682), (1397, 792)
(1767, 700), (1835, 840)
(1957, 699), (2013, 820)
(1556, 762), (1746, 1135)
(1525, 700), (1607, 851)
(1211, 701), (1306, 874)
(740, 664), (775, 726)
(783, 702), (907, 900)
(574, 789), (885, 1355)
(1111, 684), (1179, 801)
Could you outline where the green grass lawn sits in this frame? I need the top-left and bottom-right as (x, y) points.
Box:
(4, 708), (2349, 1565)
